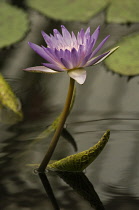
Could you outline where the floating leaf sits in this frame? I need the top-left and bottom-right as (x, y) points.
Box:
(0, 73), (23, 120)
(57, 171), (105, 209)
(105, 34), (139, 76)
(0, 2), (29, 48)
(47, 130), (110, 172)
(107, 0), (139, 23)
(27, 0), (109, 22)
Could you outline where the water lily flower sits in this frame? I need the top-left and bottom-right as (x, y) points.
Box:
(24, 25), (118, 84)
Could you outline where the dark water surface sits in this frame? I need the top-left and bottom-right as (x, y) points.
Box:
(1, 6), (139, 210)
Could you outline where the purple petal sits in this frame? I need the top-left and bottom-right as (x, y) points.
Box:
(71, 48), (78, 67)
(71, 31), (78, 47)
(85, 27), (90, 36)
(41, 31), (53, 47)
(63, 49), (71, 61)
(90, 35), (110, 58)
(28, 42), (55, 64)
(77, 29), (85, 45)
(78, 44), (84, 56)
(81, 52), (93, 66)
(42, 46), (62, 66)
(85, 46), (119, 67)
(42, 46), (57, 59)
(23, 66), (59, 73)
(61, 58), (71, 69)
(54, 48), (63, 62)
(61, 25), (71, 45)
(42, 47), (66, 69)
(59, 49), (64, 57)
(85, 39), (95, 56)
(68, 69), (86, 84)
(90, 26), (100, 46)
(93, 46), (119, 65)
(84, 27), (90, 40)
(77, 45), (85, 67)
(49, 34), (58, 47)
(53, 29), (62, 37)
(85, 51), (109, 67)
(42, 63), (65, 71)
(53, 29), (64, 45)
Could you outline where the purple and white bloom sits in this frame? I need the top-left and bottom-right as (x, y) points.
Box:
(24, 25), (118, 84)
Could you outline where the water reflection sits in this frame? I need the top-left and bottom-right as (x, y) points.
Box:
(39, 173), (60, 210)
(39, 171), (105, 210)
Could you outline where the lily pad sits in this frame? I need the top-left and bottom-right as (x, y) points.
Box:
(105, 34), (139, 76)
(0, 2), (29, 48)
(27, 0), (109, 22)
(107, 0), (139, 23)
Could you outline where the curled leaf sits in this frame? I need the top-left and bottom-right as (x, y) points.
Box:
(0, 73), (23, 121)
(47, 130), (110, 172)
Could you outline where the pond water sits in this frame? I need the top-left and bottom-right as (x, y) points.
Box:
(1, 4), (139, 210)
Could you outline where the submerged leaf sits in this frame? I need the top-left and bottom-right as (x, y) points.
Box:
(27, 0), (109, 22)
(105, 34), (139, 76)
(47, 130), (110, 172)
(0, 2), (29, 48)
(0, 73), (23, 121)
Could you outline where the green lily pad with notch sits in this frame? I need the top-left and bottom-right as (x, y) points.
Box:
(105, 33), (139, 76)
(0, 2), (29, 48)
(107, 0), (139, 23)
(27, 0), (109, 22)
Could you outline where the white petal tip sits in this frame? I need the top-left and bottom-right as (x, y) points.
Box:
(23, 66), (58, 74)
(94, 46), (120, 65)
(68, 69), (86, 85)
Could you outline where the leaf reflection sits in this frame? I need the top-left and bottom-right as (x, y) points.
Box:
(57, 171), (105, 210)
(38, 171), (105, 210)
(61, 128), (77, 151)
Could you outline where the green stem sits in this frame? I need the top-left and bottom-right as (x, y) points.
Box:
(38, 78), (75, 172)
